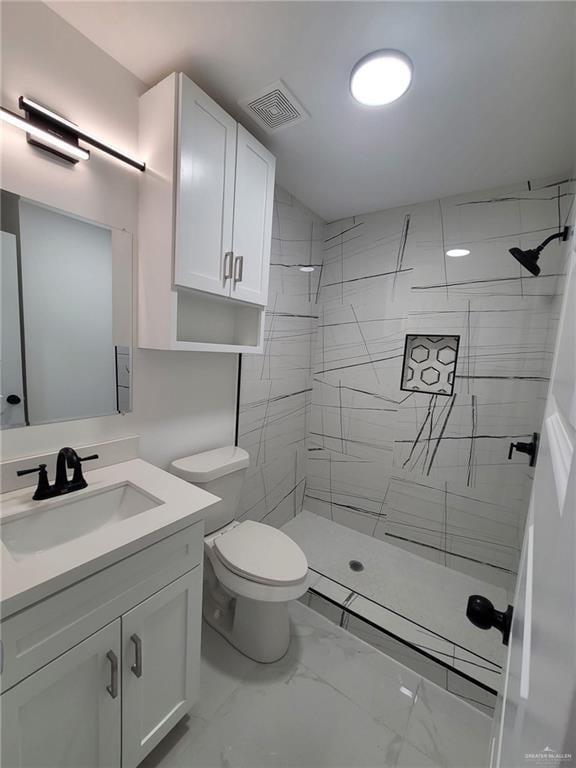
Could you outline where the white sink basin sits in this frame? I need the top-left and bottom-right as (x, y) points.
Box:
(0, 482), (162, 560)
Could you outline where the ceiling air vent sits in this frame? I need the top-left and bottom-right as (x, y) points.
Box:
(239, 80), (309, 134)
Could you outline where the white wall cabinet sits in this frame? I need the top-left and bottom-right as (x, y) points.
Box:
(1, 523), (204, 768)
(1, 621), (122, 768)
(230, 125), (275, 305)
(139, 72), (276, 353)
(175, 77), (236, 297)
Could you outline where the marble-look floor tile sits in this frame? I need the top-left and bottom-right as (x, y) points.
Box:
(141, 602), (492, 768)
(184, 663), (403, 768)
(290, 601), (420, 738)
(396, 742), (446, 768)
(405, 678), (492, 768)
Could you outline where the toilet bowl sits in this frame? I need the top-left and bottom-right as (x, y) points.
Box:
(171, 447), (309, 663)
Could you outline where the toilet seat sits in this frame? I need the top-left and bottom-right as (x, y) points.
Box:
(213, 521), (308, 586)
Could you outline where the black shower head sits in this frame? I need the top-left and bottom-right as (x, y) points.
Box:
(509, 226), (572, 276)
(509, 246), (541, 276)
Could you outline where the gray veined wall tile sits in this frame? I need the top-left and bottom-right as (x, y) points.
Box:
(238, 185), (324, 526)
(305, 174), (574, 587)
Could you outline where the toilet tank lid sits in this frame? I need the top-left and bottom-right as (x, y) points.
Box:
(171, 446), (250, 483)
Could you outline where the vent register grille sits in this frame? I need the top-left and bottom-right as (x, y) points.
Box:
(240, 80), (308, 134)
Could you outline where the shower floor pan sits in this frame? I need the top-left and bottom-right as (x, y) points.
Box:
(283, 510), (505, 715)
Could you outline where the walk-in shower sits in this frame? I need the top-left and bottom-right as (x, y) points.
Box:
(238, 175), (575, 717)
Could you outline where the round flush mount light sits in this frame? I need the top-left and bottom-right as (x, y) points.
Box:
(446, 248), (471, 258)
(299, 266), (315, 272)
(350, 50), (413, 106)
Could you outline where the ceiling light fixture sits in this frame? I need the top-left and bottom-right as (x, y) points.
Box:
(350, 50), (413, 107)
(0, 107), (90, 162)
(299, 266), (315, 272)
(446, 248), (471, 258)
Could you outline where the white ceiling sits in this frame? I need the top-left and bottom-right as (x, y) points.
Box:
(48, 1), (575, 221)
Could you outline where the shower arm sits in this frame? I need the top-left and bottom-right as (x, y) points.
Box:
(535, 226), (572, 254)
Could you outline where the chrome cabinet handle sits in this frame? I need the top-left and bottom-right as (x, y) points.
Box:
(106, 650), (118, 698)
(223, 251), (234, 281)
(130, 633), (142, 678)
(233, 255), (244, 283)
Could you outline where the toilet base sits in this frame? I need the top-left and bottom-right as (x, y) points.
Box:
(203, 584), (292, 663)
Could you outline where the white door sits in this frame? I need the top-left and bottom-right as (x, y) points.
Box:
(493, 236), (576, 765)
(174, 74), (236, 297)
(0, 231), (26, 428)
(1, 620), (121, 768)
(121, 568), (203, 768)
(230, 125), (275, 306)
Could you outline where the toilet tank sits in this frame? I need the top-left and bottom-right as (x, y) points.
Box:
(170, 446), (250, 534)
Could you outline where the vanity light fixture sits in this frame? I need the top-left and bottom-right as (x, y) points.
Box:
(0, 106), (90, 162)
(446, 248), (471, 258)
(0, 96), (145, 171)
(299, 266), (315, 272)
(350, 50), (413, 106)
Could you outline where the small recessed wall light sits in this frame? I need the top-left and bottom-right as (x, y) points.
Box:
(446, 248), (471, 258)
(350, 50), (413, 107)
(299, 266), (315, 272)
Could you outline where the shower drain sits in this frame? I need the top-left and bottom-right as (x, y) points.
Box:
(348, 559), (365, 572)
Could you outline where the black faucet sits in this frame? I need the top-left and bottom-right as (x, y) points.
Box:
(17, 447), (99, 500)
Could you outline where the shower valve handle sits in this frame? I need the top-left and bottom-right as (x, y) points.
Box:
(507, 432), (539, 467)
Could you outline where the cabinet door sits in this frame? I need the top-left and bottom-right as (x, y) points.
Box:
(1, 621), (121, 768)
(230, 125), (276, 306)
(175, 74), (236, 296)
(121, 568), (202, 768)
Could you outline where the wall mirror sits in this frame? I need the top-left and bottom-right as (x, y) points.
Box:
(1, 190), (133, 429)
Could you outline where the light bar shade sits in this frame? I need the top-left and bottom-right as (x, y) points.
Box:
(20, 97), (145, 171)
(0, 107), (90, 161)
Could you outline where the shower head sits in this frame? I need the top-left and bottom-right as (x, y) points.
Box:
(509, 225), (572, 276)
(509, 246), (541, 276)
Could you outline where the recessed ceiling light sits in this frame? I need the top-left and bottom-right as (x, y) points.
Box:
(446, 248), (471, 258)
(299, 266), (315, 272)
(350, 50), (413, 107)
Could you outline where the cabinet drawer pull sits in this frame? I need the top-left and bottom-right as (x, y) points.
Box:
(130, 633), (143, 678)
(233, 255), (244, 283)
(106, 650), (118, 698)
(223, 251), (234, 281)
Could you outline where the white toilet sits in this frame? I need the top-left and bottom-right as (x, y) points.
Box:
(171, 446), (309, 663)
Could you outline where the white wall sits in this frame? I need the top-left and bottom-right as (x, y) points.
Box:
(0, 2), (237, 467)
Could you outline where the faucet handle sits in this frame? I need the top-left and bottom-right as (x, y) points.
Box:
(17, 463), (52, 500)
(17, 463), (47, 477)
(71, 453), (99, 489)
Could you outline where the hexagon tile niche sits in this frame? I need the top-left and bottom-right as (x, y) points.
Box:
(400, 334), (460, 396)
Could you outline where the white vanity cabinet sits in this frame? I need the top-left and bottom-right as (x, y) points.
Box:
(121, 569), (202, 767)
(2, 621), (122, 768)
(139, 72), (276, 353)
(0, 522), (204, 768)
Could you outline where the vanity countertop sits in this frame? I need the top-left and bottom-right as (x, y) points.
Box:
(0, 458), (218, 618)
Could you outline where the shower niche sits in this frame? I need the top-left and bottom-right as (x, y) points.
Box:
(400, 334), (460, 396)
